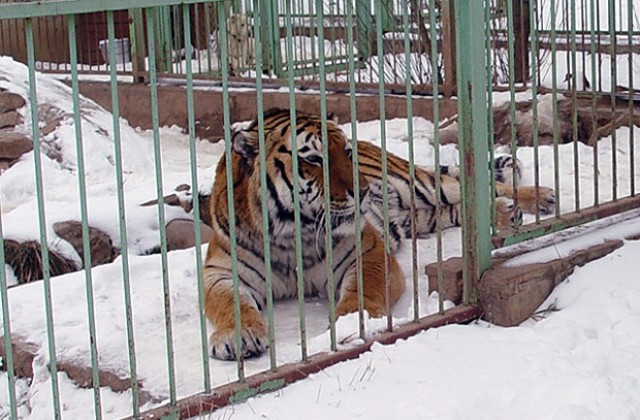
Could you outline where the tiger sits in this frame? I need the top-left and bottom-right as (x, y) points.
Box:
(203, 108), (556, 360)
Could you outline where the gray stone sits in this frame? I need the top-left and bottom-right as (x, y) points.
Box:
(0, 159), (12, 172)
(0, 92), (26, 113)
(53, 221), (118, 267)
(426, 239), (624, 327)
(0, 130), (33, 159)
(0, 111), (22, 129)
(166, 218), (213, 251)
(478, 239), (623, 326)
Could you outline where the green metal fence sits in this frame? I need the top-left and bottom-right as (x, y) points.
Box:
(0, 0), (638, 419)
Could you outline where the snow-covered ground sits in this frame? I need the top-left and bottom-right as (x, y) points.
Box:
(0, 45), (639, 420)
(203, 237), (640, 420)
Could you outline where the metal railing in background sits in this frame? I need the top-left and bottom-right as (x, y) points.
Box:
(0, 0), (638, 419)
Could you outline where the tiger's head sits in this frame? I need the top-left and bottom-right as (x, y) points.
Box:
(231, 109), (367, 236)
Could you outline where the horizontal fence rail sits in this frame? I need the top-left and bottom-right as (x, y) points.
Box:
(0, 0), (637, 419)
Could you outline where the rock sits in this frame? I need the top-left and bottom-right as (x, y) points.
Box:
(53, 221), (118, 268)
(0, 159), (12, 172)
(140, 193), (182, 208)
(0, 130), (33, 159)
(425, 257), (465, 304)
(37, 103), (66, 136)
(140, 192), (196, 213)
(477, 239), (623, 326)
(166, 218), (213, 251)
(0, 92), (26, 113)
(0, 111), (22, 129)
(439, 129), (459, 145)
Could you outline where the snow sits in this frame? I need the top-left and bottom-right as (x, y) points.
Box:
(0, 36), (638, 419)
(211, 239), (640, 420)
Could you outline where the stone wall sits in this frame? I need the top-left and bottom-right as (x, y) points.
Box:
(76, 81), (456, 141)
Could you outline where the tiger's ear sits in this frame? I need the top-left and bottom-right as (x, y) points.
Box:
(327, 112), (339, 124)
(232, 127), (258, 161)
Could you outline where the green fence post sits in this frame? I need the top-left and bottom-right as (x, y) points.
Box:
(356, 0), (373, 59)
(129, 8), (147, 83)
(153, 6), (172, 73)
(440, 0), (456, 96)
(455, 0), (491, 305)
(259, 1), (277, 77)
(380, 0), (395, 32)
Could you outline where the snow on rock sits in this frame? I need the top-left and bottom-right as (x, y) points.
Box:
(0, 56), (208, 264)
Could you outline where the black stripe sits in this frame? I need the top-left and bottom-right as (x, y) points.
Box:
(266, 174), (293, 221)
(274, 158), (294, 192)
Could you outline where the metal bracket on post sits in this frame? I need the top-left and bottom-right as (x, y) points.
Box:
(455, 0), (492, 305)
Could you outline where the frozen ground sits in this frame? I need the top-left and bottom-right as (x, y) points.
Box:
(0, 51), (639, 420)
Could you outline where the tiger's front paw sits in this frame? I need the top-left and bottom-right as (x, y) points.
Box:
(495, 197), (523, 230)
(517, 186), (556, 215)
(209, 323), (268, 361)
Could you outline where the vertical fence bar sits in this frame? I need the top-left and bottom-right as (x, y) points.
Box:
(374, 0), (393, 331)
(106, 10), (140, 415)
(251, 0), (277, 371)
(25, 18), (62, 420)
(506, 0), (520, 219)
(596, 0), (603, 92)
(344, 0), (366, 340)
(627, 0), (635, 196)
(485, 0), (497, 234)
(314, 0), (337, 351)
(550, 0), (562, 218)
(0, 213), (17, 420)
(203, 4), (213, 76)
(570, 0), (580, 211)
(129, 8), (147, 83)
(455, 0), (491, 305)
(215, 2), (246, 379)
(529, 0), (541, 223)
(609, 0), (618, 201)
(590, 0), (599, 206)
(67, 13), (103, 419)
(181, 4), (211, 393)
(145, 8), (178, 405)
(283, 0), (308, 362)
(430, 0), (444, 314)
(402, 0), (418, 322)
(25, 18), (61, 420)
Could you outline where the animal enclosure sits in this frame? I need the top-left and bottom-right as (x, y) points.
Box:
(0, 0), (638, 419)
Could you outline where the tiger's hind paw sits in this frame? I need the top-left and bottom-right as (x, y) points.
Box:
(209, 324), (268, 361)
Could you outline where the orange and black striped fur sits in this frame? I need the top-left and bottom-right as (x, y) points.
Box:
(203, 109), (556, 360)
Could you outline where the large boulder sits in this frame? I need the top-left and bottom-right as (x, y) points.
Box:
(53, 221), (118, 268)
(166, 218), (213, 251)
(0, 91), (26, 113)
(0, 111), (22, 129)
(0, 130), (32, 159)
